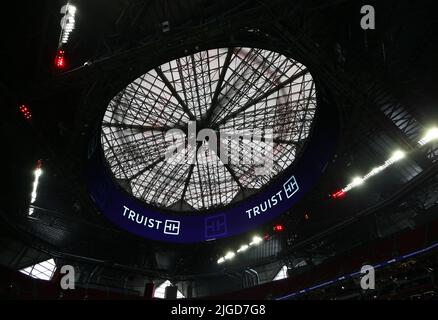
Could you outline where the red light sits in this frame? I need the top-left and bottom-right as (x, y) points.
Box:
(273, 225), (284, 232)
(19, 105), (32, 120)
(331, 190), (346, 199)
(55, 49), (66, 69)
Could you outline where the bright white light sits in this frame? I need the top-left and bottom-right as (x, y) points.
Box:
(29, 167), (42, 215)
(153, 280), (185, 299)
(224, 251), (236, 260)
(369, 167), (383, 176)
(218, 236), (263, 265)
(341, 149), (407, 194)
(390, 150), (406, 162)
(419, 127), (438, 146)
(250, 236), (263, 246)
(352, 177), (364, 187)
(35, 168), (42, 178)
(273, 265), (289, 281)
(68, 5), (77, 14)
(20, 259), (56, 281)
(59, 3), (77, 45)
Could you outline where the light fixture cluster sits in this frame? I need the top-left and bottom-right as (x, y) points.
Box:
(418, 128), (438, 146)
(28, 160), (43, 216)
(332, 127), (438, 199)
(55, 3), (76, 70)
(19, 105), (32, 120)
(217, 236), (263, 264)
(59, 3), (76, 45)
(343, 149), (406, 193)
(55, 50), (66, 69)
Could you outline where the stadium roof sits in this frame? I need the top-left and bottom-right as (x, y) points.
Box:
(102, 47), (316, 210)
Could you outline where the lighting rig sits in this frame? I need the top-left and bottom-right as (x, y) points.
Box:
(332, 127), (438, 199)
(55, 2), (77, 70)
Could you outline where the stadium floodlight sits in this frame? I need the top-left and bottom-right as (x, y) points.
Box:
(390, 150), (406, 162)
(66, 4), (76, 14)
(59, 3), (77, 45)
(418, 127), (438, 146)
(224, 251), (236, 260)
(250, 236), (263, 246)
(237, 245), (249, 253)
(29, 161), (43, 215)
(336, 148), (408, 196)
(218, 236), (264, 264)
(351, 177), (364, 187)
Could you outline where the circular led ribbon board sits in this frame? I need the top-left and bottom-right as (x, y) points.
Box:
(86, 47), (339, 244)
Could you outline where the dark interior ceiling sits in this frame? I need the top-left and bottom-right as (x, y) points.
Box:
(1, 0), (438, 289)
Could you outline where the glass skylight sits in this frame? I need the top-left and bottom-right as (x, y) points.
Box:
(273, 265), (289, 281)
(102, 47), (317, 211)
(153, 280), (185, 299)
(19, 258), (57, 281)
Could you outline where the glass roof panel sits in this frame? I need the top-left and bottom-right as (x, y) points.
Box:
(101, 47), (317, 211)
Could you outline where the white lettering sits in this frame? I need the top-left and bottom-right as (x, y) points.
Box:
(172, 304), (205, 318)
(360, 265), (376, 290)
(128, 210), (135, 221)
(361, 5), (376, 30)
(246, 190), (285, 219)
(60, 265), (75, 290)
(121, 206), (170, 234)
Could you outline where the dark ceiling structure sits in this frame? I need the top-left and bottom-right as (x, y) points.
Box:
(1, 0), (438, 299)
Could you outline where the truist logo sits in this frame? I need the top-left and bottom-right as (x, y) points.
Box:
(164, 121), (274, 176)
(205, 214), (227, 238)
(122, 206), (181, 236)
(164, 220), (180, 235)
(283, 176), (299, 199)
(246, 175), (299, 219)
